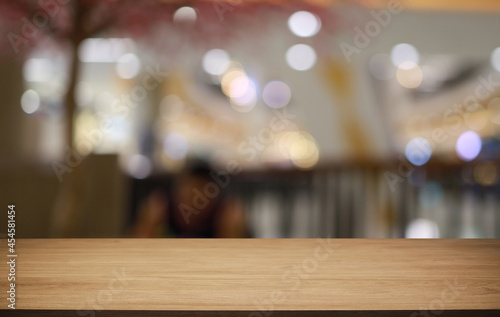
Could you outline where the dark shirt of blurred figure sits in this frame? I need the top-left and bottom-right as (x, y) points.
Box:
(132, 162), (247, 238)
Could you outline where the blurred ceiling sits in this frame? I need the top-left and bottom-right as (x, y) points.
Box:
(363, 0), (500, 12)
(193, 0), (500, 12)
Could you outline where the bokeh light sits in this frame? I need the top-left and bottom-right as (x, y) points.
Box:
(285, 44), (317, 71)
(127, 154), (152, 179)
(78, 38), (135, 63)
(276, 131), (319, 169)
(405, 218), (440, 238)
(491, 47), (500, 72)
(456, 131), (482, 162)
(116, 53), (141, 79)
(163, 133), (189, 160)
(262, 80), (291, 108)
(173, 6), (197, 25)
(391, 43), (419, 68)
(221, 69), (257, 111)
(405, 137), (432, 166)
(227, 73), (251, 99)
(230, 78), (257, 110)
(23, 58), (53, 82)
(20, 90), (40, 114)
(396, 62), (422, 88)
(287, 11), (321, 37)
(202, 49), (230, 76)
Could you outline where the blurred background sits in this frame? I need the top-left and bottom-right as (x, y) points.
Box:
(1, 0), (499, 239)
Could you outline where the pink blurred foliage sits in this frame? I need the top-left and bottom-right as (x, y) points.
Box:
(0, 0), (342, 60)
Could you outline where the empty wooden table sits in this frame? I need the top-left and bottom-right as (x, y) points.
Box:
(1, 239), (499, 316)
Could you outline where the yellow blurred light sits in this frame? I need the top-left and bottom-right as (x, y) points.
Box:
(221, 66), (257, 111)
(75, 112), (96, 155)
(292, 143), (319, 169)
(289, 135), (309, 160)
(229, 99), (255, 112)
(276, 131), (319, 169)
(276, 131), (295, 159)
(396, 61), (422, 89)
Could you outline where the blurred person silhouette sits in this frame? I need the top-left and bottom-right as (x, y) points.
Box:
(133, 160), (247, 238)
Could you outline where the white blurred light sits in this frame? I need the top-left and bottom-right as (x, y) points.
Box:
(406, 218), (440, 238)
(456, 131), (482, 162)
(391, 43), (419, 68)
(396, 62), (423, 89)
(228, 74), (251, 99)
(405, 137), (432, 166)
(262, 81), (291, 108)
(221, 69), (245, 96)
(164, 133), (188, 160)
(127, 155), (152, 179)
(23, 58), (53, 82)
(106, 116), (129, 143)
(231, 78), (257, 109)
(20, 90), (40, 114)
(173, 6), (197, 25)
(491, 47), (500, 72)
(287, 11), (321, 38)
(116, 53), (141, 79)
(286, 44), (317, 71)
(202, 49), (230, 76)
(221, 69), (257, 111)
(369, 54), (394, 81)
(78, 38), (135, 63)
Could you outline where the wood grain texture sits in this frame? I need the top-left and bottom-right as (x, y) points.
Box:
(0, 239), (499, 313)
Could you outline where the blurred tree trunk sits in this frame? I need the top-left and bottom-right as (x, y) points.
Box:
(64, 39), (81, 150)
(51, 0), (86, 237)
(64, 0), (85, 150)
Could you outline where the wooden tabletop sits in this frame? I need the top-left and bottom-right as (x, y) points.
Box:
(1, 239), (499, 316)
